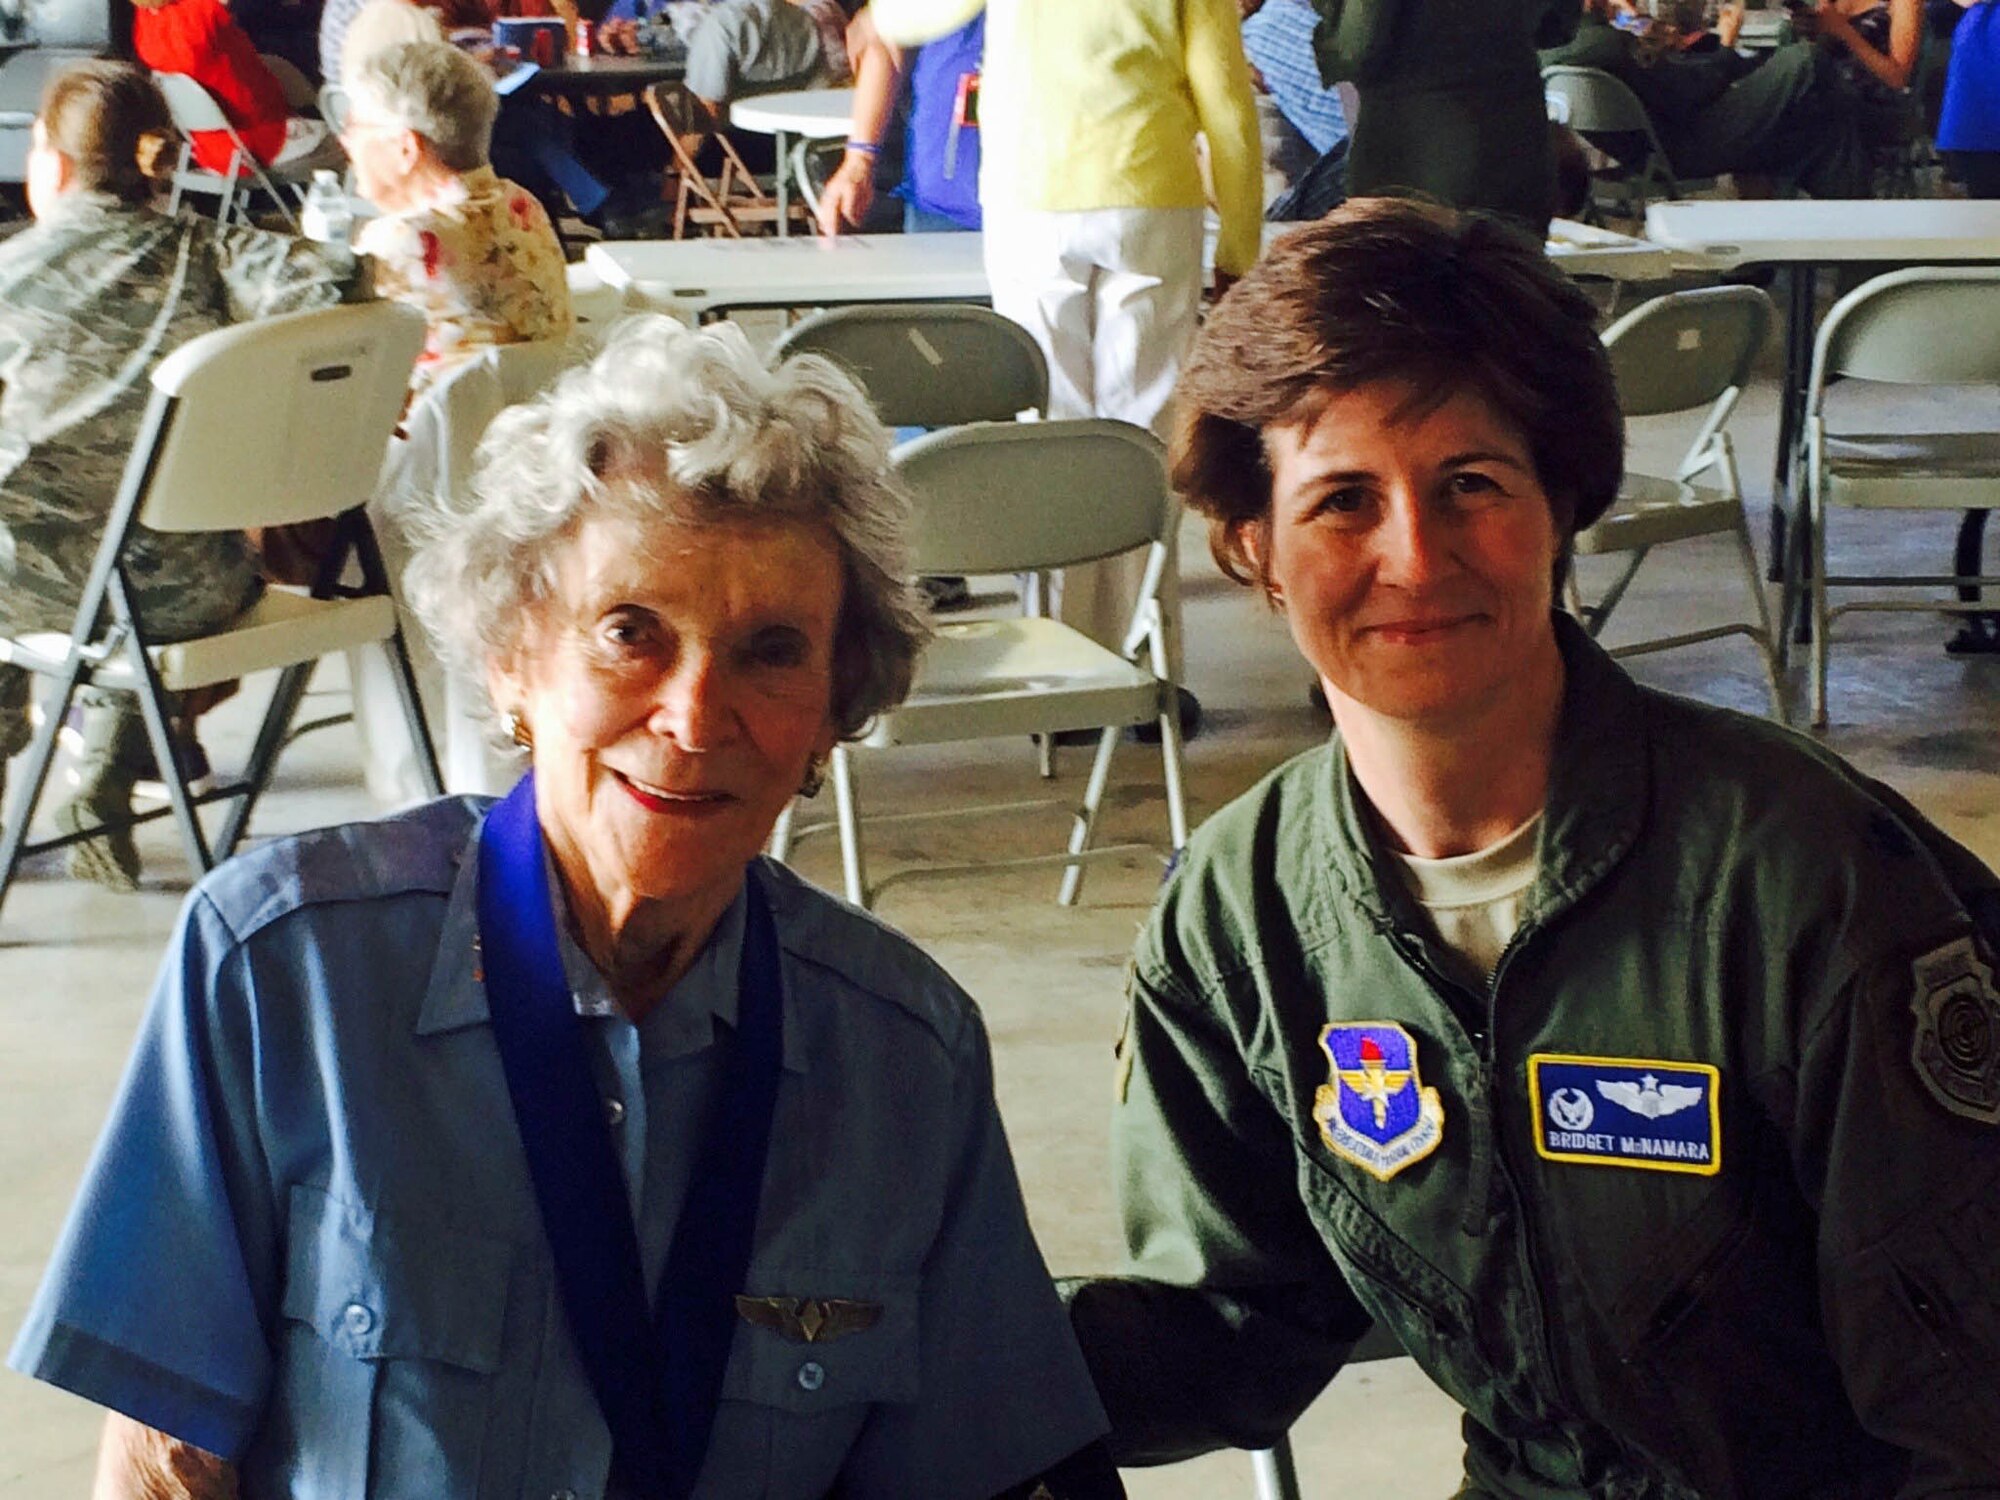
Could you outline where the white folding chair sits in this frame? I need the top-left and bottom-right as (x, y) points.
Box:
(1804, 265), (2000, 726)
(1542, 64), (1712, 222)
(772, 419), (1190, 910)
(357, 338), (577, 800)
(317, 81), (351, 134)
(1569, 284), (1785, 716)
(154, 70), (341, 230)
(0, 302), (437, 921)
(770, 302), (1049, 428)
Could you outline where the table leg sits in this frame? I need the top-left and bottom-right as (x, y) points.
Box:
(1769, 263), (1811, 576)
(1774, 263), (1818, 647)
(775, 127), (791, 236)
(1948, 510), (2000, 654)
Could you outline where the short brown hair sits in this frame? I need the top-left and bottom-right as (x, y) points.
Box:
(1172, 198), (1624, 589)
(39, 61), (176, 205)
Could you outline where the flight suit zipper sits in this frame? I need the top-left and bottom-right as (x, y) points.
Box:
(1486, 928), (1594, 1470)
(1382, 922), (1586, 1449)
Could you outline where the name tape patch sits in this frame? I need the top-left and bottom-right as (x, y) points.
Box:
(1528, 1053), (1721, 1176)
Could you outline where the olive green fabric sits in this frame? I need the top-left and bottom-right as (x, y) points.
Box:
(1066, 618), (2000, 1497)
(1538, 19), (1871, 197)
(1309, 0), (1580, 235)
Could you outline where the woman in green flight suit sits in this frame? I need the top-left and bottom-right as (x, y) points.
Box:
(1313, 0), (1580, 234)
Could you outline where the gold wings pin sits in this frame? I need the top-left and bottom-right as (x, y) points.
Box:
(734, 1295), (883, 1344)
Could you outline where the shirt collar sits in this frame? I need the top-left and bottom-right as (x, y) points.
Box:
(417, 819), (808, 1071)
(1315, 613), (1650, 940)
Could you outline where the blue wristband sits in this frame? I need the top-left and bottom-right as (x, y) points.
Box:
(844, 140), (880, 156)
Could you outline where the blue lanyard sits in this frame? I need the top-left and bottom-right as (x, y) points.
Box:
(478, 774), (785, 1498)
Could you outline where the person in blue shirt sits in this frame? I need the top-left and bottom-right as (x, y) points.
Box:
(817, 3), (982, 233)
(1939, 0), (2000, 191)
(1240, 0), (1348, 162)
(10, 316), (1122, 1500)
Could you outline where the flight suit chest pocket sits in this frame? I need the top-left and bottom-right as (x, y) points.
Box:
(1297, 1157), (1476, 1382)
(276, 1183), (513, 1497)
(706, 1274), (920, 1499)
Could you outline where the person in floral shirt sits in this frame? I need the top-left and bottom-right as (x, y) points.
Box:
(345, 39), (573, 391)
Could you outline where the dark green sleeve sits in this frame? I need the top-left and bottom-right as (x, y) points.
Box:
(1061, 967), (1367, 1465)
(1310, 0), (1404, 85)
(1791, 910), (2000, 1487)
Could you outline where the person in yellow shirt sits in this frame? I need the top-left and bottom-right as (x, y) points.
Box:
(885, 0), (1259, 707)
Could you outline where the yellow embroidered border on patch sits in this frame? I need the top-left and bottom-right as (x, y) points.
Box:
(1528, 1052), (1722, 1176)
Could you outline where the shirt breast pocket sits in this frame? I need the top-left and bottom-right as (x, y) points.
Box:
(702, 1273), (920, 1500)
(274, 1182), (514, 1497)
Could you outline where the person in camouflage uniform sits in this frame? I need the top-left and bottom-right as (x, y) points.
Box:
(1063, 200), (2000, 1496)
(0, 61), (366, 888)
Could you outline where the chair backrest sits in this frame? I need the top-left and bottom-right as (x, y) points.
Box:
(773, 304), (1049, 427)
(260, 53), (318, 112)
(1811, 266), (2000, 397)
(423, 337), (573, 503)
(154, 71), (234, 135)
(893, 420), (1169, 575)
(1602, 284), (1774, 417)
(318, 82), (351, 133)
(1540, 65), (1654, 137)
(137, 301), (425, 532)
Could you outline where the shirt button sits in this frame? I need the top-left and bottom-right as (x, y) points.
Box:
(550, 1490), (578, 1500)
(604, 1097), (626, 1128)
(341, 1302), (375, 1337)
(796, 1360), (826, 1392)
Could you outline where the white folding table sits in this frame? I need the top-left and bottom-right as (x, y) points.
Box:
(728, 87), (855, 235)
(587, 231), (988, 318)
(586, 218), (1674, 320)
(1645, 198), (2000, 642)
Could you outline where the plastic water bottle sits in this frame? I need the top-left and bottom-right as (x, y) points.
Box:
(301, 170), (353, 249)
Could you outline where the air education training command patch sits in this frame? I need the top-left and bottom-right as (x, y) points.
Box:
(1911, 935), (2000, 1124)
(1529, 1054), (1722, 1176)
(1313, 1023), (1444, 1182)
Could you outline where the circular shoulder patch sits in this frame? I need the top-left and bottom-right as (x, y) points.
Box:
(1911, 935), (2000, 1123)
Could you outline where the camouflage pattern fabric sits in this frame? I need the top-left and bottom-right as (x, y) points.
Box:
(0, 193), (366, 654)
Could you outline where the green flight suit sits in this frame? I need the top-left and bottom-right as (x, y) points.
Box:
(1067, 620), (2000, 1497)
(1312, 0), (1581, 236)
(1538, 18), (1872, 198)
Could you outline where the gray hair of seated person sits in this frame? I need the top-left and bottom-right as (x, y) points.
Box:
(347, 39), (497, 172)
(404, 316), (931, 740)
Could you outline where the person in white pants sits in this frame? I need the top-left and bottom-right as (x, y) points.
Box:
(968, 0), (1261, 698)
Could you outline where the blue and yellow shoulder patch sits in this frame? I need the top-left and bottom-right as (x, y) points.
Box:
(1528, 1053), (1721, 1176)
(1313, 1023), (1444, 1182)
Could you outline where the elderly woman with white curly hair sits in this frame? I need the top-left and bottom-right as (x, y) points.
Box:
(11, 318), (1124, 1500)
(345, 38), (573, 392)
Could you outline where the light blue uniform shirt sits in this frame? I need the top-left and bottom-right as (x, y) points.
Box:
(11, 797), (1105, 1498)
(1242, 0), (1349, 155)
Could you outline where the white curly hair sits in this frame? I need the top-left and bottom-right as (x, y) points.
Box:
(403, 315), (929, 738)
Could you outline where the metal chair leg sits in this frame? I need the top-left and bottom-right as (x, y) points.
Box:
(1810, 501), (1831, 729)
(216, 660), (316, 859)
(381, 629), (444, 799)
(1057, 725), (1120, 907)
(0, 666), (84, 919)
(1249, 1437), (1302, 1500)
(830, 745), (867, 908)
(117, 631), (214, 877)
(1732, 514), (1786, 721)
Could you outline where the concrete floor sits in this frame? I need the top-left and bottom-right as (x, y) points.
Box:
(1, 365), (1997, 1497)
